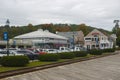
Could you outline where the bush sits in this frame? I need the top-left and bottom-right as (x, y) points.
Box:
(116, 47), (120, 50)
(38, 54), (60, 61)
(59, 52), (75, 59)
(0, 56), (29, 67)
(74, 51), (88, 57)
(0, 57), (2, 64)
(102, 48), (115, 53)
(89, 49), (102, 55)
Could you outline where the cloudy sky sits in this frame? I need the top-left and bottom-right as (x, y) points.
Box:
(0, 0), (119, 31)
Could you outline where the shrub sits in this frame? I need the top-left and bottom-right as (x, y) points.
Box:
(102, 48), (115, 53)
(38, 54), (60, 61)
(89, 49), (102, 55)
(0, 57), (2, 64)
(0, 56), (29, 67)
(74, 51), (88, 57)
(59, 52), (75, 59)
(116, 47), (120, 50)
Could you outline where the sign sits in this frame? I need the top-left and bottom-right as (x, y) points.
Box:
(92, 32), (99, 35)
(3, 32), (8, 41)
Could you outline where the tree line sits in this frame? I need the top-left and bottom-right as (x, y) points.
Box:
(0, 23), (111, 40)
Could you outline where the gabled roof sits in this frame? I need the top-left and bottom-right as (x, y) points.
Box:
(85, 29), (107, 37)
(14, 29), (68, 40)
(56, 31), (84, 39)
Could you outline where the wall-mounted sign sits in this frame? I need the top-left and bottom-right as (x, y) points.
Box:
(92, 33), (99, 35)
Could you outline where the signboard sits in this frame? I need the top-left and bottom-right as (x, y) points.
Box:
(92, 32), (99, 35)
(3, 32), (8, 41)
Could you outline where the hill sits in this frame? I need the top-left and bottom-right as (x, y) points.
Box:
(0, 23), (112, 40)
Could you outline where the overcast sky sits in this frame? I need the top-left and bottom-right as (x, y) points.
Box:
(0, 0), (120, 31)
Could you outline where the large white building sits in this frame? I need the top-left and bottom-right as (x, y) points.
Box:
(14, 29), (68, 49)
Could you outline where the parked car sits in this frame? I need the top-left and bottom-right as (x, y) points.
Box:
(38, 49), (47, 54)
(0, 50), (7, 58)
(4, 48), (20, 51)
(59, 47), (71, 53)
(14, 50), (39, 60)
(70, 46), (81, 52)
(27, 48), (46, 55)
(8, 50), (24, 56)
(0, 50), (24, 58)
(42, 49), (58, 53)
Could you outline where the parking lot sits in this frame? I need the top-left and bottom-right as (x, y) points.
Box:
(0, 51), (120, 80)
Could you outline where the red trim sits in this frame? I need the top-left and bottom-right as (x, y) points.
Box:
(92, 33), (99, 35)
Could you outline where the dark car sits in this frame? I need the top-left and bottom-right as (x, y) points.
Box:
(15, 50), (39, 60)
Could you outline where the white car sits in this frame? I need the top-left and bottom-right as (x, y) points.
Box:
(0, 51), (7, 58)
(42, 49), (58, 53)
(0, 50), (24, 58)
(59, 47), (71, 53)
(9, 50), (24, 56)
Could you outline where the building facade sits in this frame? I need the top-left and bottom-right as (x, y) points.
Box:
(56, 31), (84, 48)
(13, 29), (68, 49)
(84, 29), (113, 50)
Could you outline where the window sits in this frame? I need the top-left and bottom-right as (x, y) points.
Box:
(96, 45), (99, 47)
(94, 35), (98, 37)
(92, 45), (95, 48)
(92, 38), (94, 41)
(102, 37), (103, 40)
(85, 38), (91, 40)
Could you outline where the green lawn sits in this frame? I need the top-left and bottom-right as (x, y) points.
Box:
(0, 59), (69, 72)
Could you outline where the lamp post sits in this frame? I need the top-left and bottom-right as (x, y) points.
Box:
(72, 31), (75, 51)
(5, 19), (10, 56)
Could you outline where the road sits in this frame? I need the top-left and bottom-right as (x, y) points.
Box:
(1, 52), (120, 80)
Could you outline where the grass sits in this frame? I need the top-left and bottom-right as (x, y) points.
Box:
(0, 59), (69, 72)
(0, 52), (113, 73)
(0, 67), (20, 72)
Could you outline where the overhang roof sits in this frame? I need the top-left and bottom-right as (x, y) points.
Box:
(14, 29), (68, 40)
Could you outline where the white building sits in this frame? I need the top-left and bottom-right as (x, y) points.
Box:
(84, 29), (113, 50)
(14, 29), (68, 49)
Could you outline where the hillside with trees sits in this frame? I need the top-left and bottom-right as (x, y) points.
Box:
(0, 23), (112, 40)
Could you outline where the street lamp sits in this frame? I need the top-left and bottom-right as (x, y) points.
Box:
(5, 19), (10, 56)
(72, 31), (75, 51)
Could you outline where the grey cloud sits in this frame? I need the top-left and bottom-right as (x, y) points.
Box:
(0, 0), (120, 31)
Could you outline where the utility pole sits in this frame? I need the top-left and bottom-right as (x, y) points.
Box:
(72, 31), (75, 51)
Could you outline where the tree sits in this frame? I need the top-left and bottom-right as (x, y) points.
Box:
(116, 28), (120, 37)
(77, 24), (89, 35)
(112, 20), (119, 34)
(116, 36), (120, 47)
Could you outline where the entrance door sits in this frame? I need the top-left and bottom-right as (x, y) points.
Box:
(87, 45), (90, 50)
